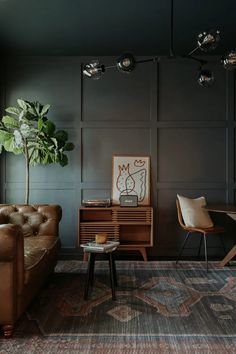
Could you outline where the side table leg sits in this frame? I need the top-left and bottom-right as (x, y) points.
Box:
(109, 253), (116, 300)
(84, 253), (95, 300)
(111, 253), (118, 287)
(90, 253), (96, 286)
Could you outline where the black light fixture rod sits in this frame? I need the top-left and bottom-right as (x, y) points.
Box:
(170, 0), (174, 57)
(183, 55), (207, 65)
(105, 65), (117, 69)
(136, 57), (159, 64)
(188, 46), (200, 56)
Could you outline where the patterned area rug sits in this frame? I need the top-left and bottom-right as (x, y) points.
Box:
(1, 261), (236, 353)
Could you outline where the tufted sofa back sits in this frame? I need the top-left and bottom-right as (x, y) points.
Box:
(0, 204), (62, 237)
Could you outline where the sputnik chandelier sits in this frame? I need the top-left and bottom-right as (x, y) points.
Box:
(83, 2), (236, 87)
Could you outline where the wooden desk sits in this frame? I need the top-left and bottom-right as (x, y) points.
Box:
(204, 205), (236, 266)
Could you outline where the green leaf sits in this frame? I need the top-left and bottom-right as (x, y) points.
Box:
(64, 142), (74, 151)
(44, 120), (55, 135)
(5, 107), (20, 115)
(38, 118), (44, 131)
(35, 102), (40, 115)
(3, 137), (16, 152)
(41, 104), (50, 117)
(54, 130), (68, 142)
(27, 107), (37, 117)
(29, 148), (40, 165)
(17, 99), (28, 110)
(59, 154), (68, 167)
(12, 147), (23, 155)
(50, 137), (58, 148)
(2, 115), (19, 128)
(0, 130), (12, 144)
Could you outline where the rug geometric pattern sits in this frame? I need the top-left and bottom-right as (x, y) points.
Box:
(1, 261), (236, 353)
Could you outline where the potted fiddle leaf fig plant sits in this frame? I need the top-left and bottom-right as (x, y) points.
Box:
(0, 99), (74, 204)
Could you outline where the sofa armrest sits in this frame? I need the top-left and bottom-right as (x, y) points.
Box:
(0, 224), (24, 294)
(0, 224), (21, 260)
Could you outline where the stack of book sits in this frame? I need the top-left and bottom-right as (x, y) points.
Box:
(81, 240), (120, 253)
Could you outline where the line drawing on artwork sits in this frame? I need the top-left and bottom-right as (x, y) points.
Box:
(116, 163), (147, 202)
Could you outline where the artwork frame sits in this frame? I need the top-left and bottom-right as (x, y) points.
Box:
(112, 155), (151, 205)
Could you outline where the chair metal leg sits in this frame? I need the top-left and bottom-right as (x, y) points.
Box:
(203, 234), (208, 271)
(176, 232), (191, 264)
(197, 234), (203, 259)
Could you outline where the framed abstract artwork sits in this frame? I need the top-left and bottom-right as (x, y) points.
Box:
(112, 155), (151, 205)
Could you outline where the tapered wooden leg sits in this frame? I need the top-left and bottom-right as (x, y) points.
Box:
(3, 324), (13, 338)
(139, 247), (148, 262)
(220, 244), (236, 267)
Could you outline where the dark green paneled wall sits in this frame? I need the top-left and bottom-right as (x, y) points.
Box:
(1, 56), (235, 258)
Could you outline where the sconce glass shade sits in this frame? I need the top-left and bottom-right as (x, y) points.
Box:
(222, 51), (236, 70)
(197, 29), (220, 52)
(116, 53), (136, 73)
(83, 60), (105, 79)
(198, 69), (214, 87)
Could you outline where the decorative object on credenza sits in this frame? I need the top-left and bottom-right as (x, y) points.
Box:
(95, 233), (108, 244)
(82, 198), (111, 207)
(0, 99), (74, 204)
(119, 195), (138, 207)
(112, 155), (150, 205)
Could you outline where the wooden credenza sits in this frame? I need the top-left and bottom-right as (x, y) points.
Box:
(78, 206), (153, 261)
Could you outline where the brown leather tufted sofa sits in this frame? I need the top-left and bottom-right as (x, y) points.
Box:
(0, 204), (62, 338)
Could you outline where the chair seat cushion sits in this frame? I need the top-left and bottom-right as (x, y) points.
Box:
(177, 194), (213, 228)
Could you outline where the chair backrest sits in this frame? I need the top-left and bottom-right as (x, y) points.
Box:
(176, 199), (188, 230)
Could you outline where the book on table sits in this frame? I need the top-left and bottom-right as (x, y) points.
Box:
(81, 240), (120, 252)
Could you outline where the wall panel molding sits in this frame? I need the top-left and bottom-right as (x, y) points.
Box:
(1, 55), (234, 257)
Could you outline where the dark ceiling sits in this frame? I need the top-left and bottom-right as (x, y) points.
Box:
(0, 0), (236, 56)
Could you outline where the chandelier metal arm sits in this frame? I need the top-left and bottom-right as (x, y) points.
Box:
(136, 58), (159, 64)
(182, 55), (208, 65)
(188, 46), (200, 56)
